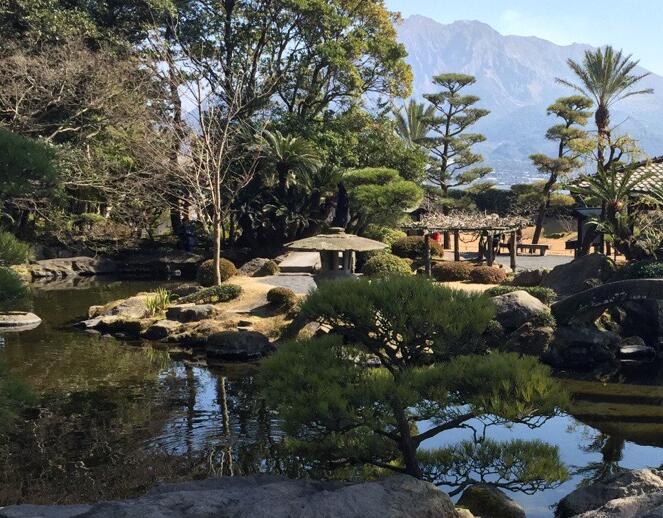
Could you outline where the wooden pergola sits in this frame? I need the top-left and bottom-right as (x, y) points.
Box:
(404, 212), (528, 272)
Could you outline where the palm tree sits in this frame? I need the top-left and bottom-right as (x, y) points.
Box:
(260, 130), (322, 192)
(573, 161), (663, 259)
(557, 46), (653, 169)
(393, 99), (434, 145)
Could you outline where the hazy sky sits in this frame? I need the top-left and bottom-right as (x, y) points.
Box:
(385, 0), (663, 75)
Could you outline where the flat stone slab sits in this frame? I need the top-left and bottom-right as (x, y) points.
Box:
(278, 252), (320, 273)
(0, 312), (42, 329)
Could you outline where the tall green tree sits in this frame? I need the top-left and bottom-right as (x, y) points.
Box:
(423, 74), (492, 193)
(343, 167), (422, 232)
(557, 46), (653, 171)
(393, 99), (434, 145)
(262, 276), (568, 493)
(530, 96), (593, 243)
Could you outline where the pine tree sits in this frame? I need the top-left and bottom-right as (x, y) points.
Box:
(530, 96), (593, 243)
(261, 276), (569, 494)
(423, 74), (492, 193)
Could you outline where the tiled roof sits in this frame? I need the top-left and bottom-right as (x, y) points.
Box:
(628, 156), (663, 193)
(574, 156), (663, 193)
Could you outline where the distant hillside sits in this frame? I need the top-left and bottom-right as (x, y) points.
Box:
(397, 15), (663, 186)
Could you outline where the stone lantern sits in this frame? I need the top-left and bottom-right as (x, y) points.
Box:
(285, 228), (387, 275)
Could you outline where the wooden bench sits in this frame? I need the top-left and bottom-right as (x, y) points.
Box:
(499, 242), (550, 256)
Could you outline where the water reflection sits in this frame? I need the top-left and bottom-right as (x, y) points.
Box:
(2, 281), (663, 516)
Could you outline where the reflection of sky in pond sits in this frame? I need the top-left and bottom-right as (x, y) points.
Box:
(4, 280), (663, 516)
(154, 365), (226, 454)
(423, 414), (663, 518)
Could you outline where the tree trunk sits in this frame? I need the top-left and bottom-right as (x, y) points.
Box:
(532, 174), (557, 244)
(213, 213), (222, 286)
(596, 104), (610, 172)
(394, 405), (421, 478)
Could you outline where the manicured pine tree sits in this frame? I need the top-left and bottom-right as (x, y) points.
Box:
(423, 74), (492, 193)
(423, 74), (492, 247)
(529, 96), (593, 244)
(261, 276), (568, 494)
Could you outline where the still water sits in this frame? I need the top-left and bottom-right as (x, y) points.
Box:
(2, 280), (663, 516)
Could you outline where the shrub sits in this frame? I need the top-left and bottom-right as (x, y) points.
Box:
(178, 284), (242, 304)
(256, 260), (279, 276)
(267, 287), (298, 311)
(362, 253), (412, 277)
(0, 231), (30, 265)
(144, 288), (171, 317)
(196, 258), (237, 287)
(0, 267), (30, 311)
(469, 266), (508, 284)
(431, 261), (474, 282)
(391, 236), (444, 260)
(614, 261), (663, 280)
(362, 225), (407, 246)
(485, 286), (557, 304)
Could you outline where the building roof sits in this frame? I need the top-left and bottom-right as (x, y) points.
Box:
(285, 228), (388, 252)
(627, 156), (663, 193)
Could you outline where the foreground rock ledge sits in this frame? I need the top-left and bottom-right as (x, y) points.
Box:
(0, 475), (459, 518)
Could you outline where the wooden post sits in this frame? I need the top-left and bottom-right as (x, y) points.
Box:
(454, 230), (460, 262)
(424, 234), (432, 277)
(486, 232), (494, 266)
(510, 230), (517, 271)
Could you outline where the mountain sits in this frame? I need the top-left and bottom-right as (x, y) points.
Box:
(397, 15), (663, 186)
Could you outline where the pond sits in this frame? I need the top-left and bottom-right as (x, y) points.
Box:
(2, 280), (663, 516)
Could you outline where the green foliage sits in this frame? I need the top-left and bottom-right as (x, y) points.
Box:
(419, 438), (568, 493)
(0, 267), (30, 311)
(423, 73), (492, 191)
(178, 284), (242, 305)
(267, 287), (298, 312)
(0, 128), (57, 200)
(362, 253), (412, 277)
(573, 162), (663, 259)
(0, 362), (35, 433)
(392, 99), (435, 146)
(362, 225), (407, 246)
(344, 168), (423, 230)
(256, 260), (280, 277)
(300, 275), (495, 364)
(391, 236), (444, 260)
(469, 266), (508, 285)
(431, 261), (474, 282)
(262, 330), (568, 491)
(144, 288), (170, 317)
(197, 259), (237, 287)
(485, 286), (558, 304)
(0, 231), (30, 265)
(614, 261), (663, 280)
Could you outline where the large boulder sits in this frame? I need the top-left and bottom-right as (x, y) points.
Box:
(545, 325), (620, 370)
(141, 319), (182, 340)
(457, 484), (526, 518)
(557, 469), (663, 517)
(25, 256), (117, 280)
(166, 304), (216, 323)
(239, 258), (278, 277)
(504, 322), (555, 357)
(492, 290), (551, 331)
(0, 475), (459, 518)
(542, 254), (616, 297)
(103, 295), (149, 319)
(206, 331), (274, 361)
(512, 268), (548, 287)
